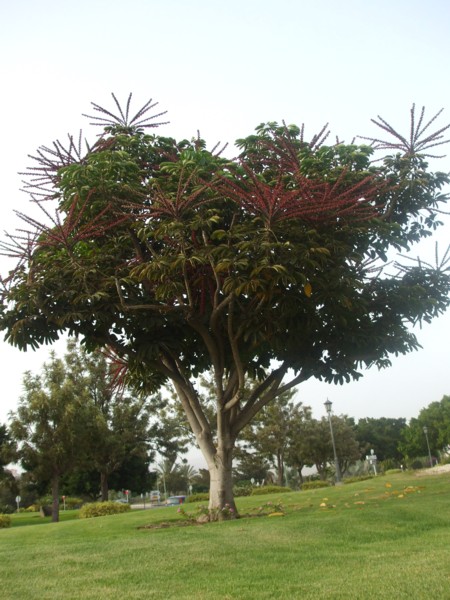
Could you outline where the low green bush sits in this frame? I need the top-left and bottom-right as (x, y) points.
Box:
(409, 458), (426, 470)
(0, 514), (12, 528)
(79, 501), (131, 519)
(62, 497), (84, 509)
(186, 493), (209, 503)
(381, 458), (401, 471)
(384, 469), (403, 475)
(234, 484), (252, 497)
(301, 480), (331, 490)
(343, 474), (376, 484)
(251, 486), (291, 496)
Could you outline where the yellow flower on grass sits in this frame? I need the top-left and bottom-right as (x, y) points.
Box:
(385, 483), (392, 488)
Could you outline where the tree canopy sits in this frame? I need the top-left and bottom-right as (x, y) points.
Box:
(9, 352), (95, 521)
(1, 95), (450, 515)
(400, 395), (450, 460)
(354, 417), (407, 463)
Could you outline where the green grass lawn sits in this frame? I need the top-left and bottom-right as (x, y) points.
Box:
(2, 471), (450, 599)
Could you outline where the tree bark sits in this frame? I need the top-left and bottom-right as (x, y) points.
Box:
(276, 452), (284, 486)
(207, 445), (237, 519)
(51, 473), (60, 523)
(100, 471), (109, 502)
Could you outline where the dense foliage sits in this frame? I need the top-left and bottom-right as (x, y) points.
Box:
(79, 500), (131, 518)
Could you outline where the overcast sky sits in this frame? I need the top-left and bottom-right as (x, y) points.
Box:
(0, 0), (449, 430)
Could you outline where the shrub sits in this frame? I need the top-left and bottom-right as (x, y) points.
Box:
(408, 458), (427, 470)
(343, 474), (376, 484)
(251, 486), (291, 496)
(233, 484), (252, 497)
(79, 501), (131, 519)
(384, 469), (403, 475)
(62, 497), (84, 509)
(381, 458), (401, 471)
(0, 514), (12, 528)
(186, 493), (209, 503)
(38, 497), (52, 507)
(301, 480), (331, 490)
(0, 504), (14, 514)
(251, 501), (285, 515)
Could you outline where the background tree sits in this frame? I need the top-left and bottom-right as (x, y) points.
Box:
(155, 458), (197, 497)
(0, 424), (15, 476)
(192, 468), (210, 493)
(233, 448), (271, 485)
(0, 424), (18, 512)
(399, 395), (450, 461)
(296, 416), (361, 480)
(284, 405), (314, 484)
(1, 96), (450, 516)
(65, 341), (156, 501)
(8, 354), (95, 521)
(354, 417), (407, 464)
(109, 453), (155, 496)
(240, 390), (302, 486)
(151, 397), (191, 466)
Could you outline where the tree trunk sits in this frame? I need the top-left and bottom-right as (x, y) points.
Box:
(208, 445), (237, 519)
(51, 474), (60, 523)
(100, 471), (109, 502)
(276, 452), (284, 486)
(317, 464), (327, 481)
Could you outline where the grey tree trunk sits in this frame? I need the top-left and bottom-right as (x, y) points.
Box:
(51, 474), (60, 523)
(207, 446), (237, 519)
(100, 471), (109, 502)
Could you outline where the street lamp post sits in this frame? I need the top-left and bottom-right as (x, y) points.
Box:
(423, 426), (433, 468)
(324, 399), (342, 485)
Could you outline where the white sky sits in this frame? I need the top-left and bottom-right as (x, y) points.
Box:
(0, 0), (449, 430)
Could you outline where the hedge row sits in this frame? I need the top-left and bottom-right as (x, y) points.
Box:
(79, 501), (131, 519)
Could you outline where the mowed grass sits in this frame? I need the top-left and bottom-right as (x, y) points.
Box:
(2, 472), (450, 599)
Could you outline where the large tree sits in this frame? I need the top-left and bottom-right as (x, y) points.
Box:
(1, 95), (450, 516)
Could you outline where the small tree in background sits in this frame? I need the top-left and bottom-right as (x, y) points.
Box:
(240, 390), (303, 486)
(399, 395), (450, 462)
(1, 95), (450, 517)
(354, 417), (407, 464)
(293, 416), (360, 480)
(65, 341), (154, 501)
(9, 354), (95, 521)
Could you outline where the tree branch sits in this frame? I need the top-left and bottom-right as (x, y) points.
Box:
(114, 278), (184, 312)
